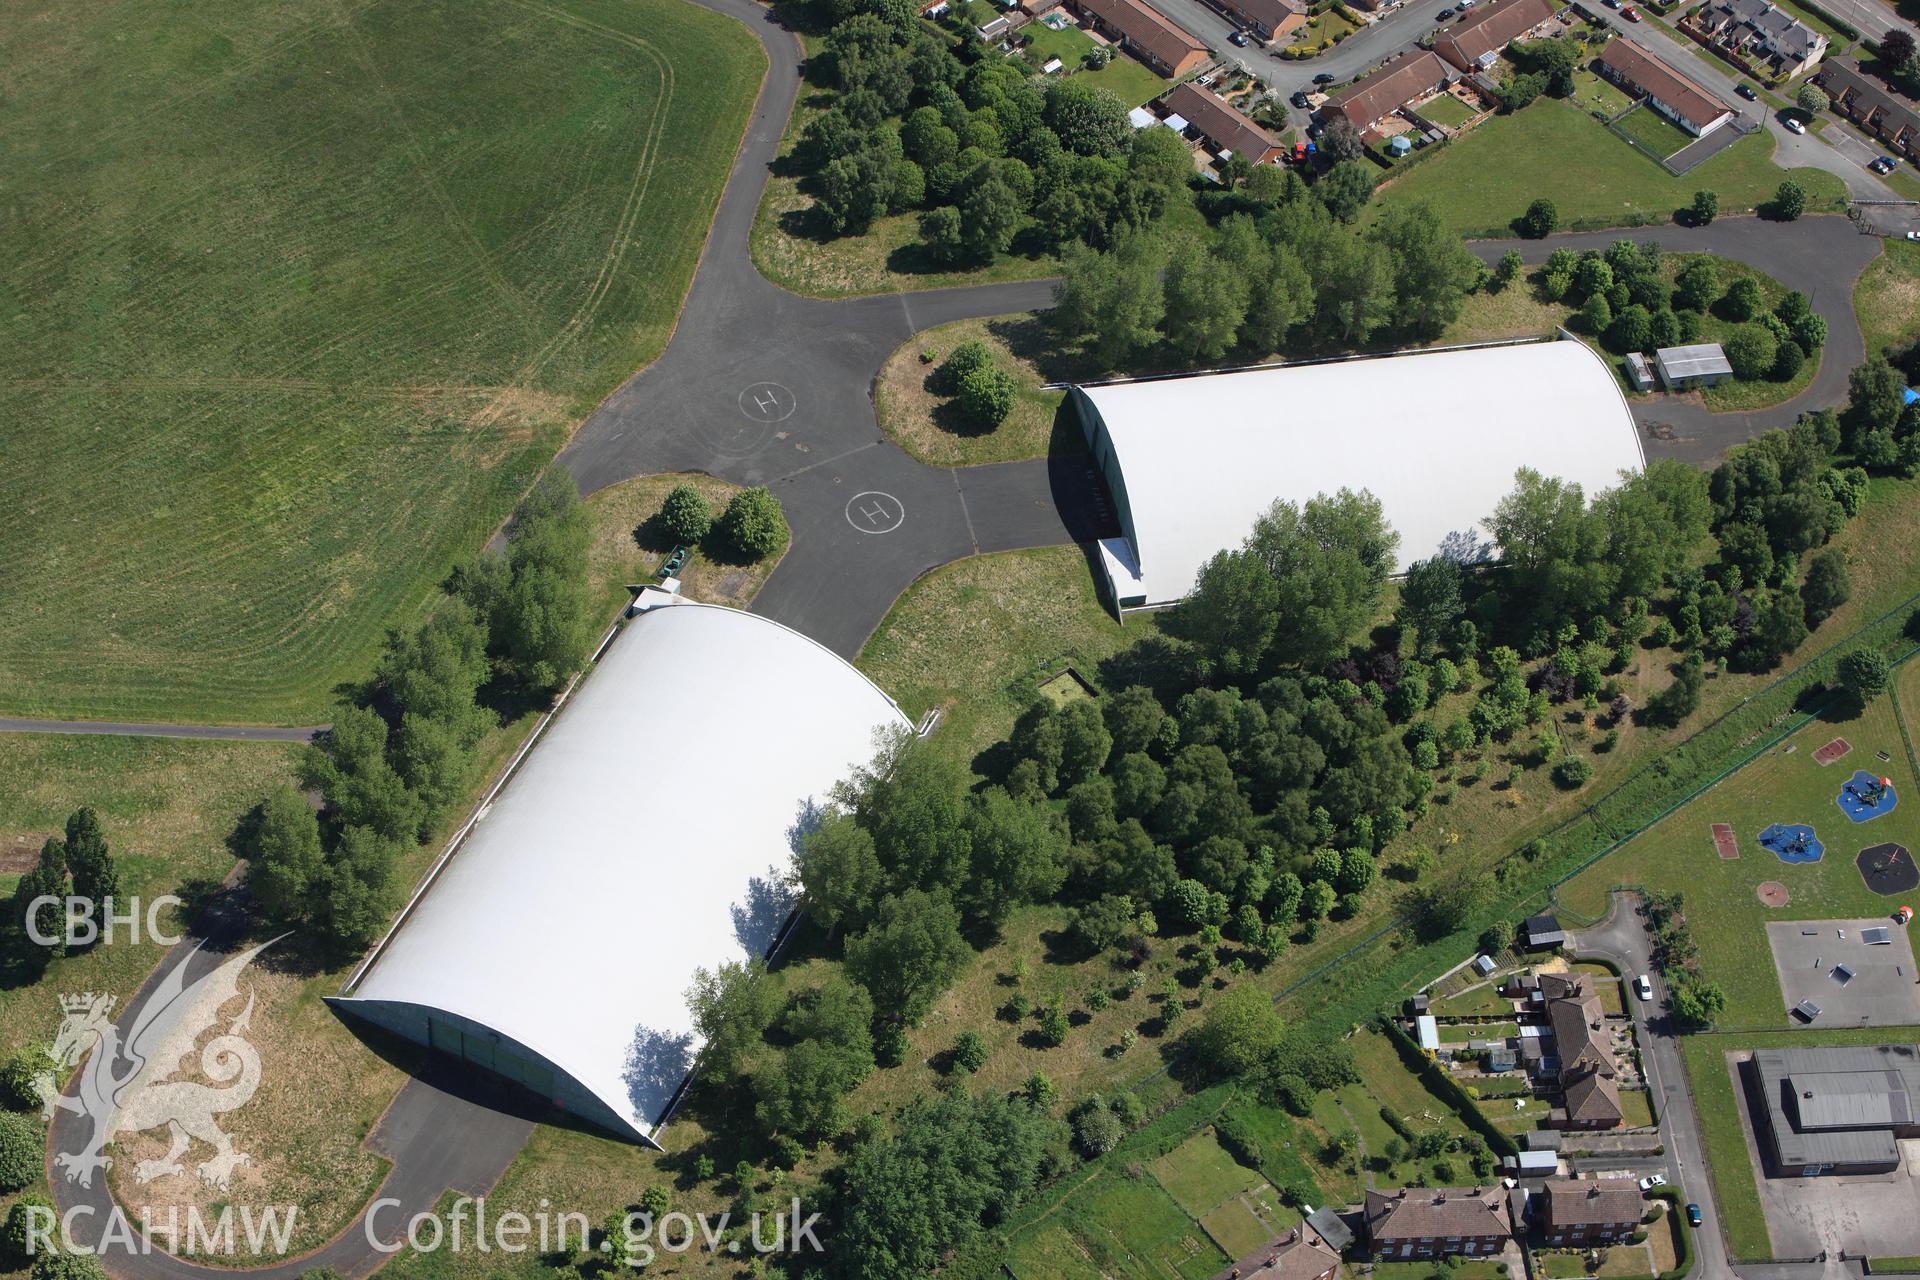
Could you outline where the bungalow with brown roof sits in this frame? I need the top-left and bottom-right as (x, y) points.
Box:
(1072, 0), (1210, 77)
(1434, 0), (1558, 72)
(1168, 81), (1285, 163)
(1538, 1179), (1645, 1246)
(1209, 1225), (1341, 1280)
(1322, 49), (1452, 135)
(1206, 0), (1309, 41)
(1364, 1186), (1512, 1260)
(1599, 40), (1736, 136)
(1816, 61), (1920, 159)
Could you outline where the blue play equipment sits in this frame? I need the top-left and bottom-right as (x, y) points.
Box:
(1759, 822), (1825, 864)
(1837, 769), (1899, 824)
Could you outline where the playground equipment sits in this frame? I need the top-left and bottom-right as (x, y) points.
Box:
(1838, 769), (1899, 823)
(1760, 821), (1825, 864)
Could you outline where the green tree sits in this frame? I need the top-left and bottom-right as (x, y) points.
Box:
(1162, 236), (1250, 362)
(1313, 232), (1393, 343)
(60, 808), (118, 915)
(319, 824), (402, 946)
(1675, 257), (1718, 311)
(1246, 490), (1399, 669)
(1070, 1096), (1122, 1154)
(1050, 235), (1164, 370)
(753, 977), (874, 1138)
(1796, 83), (1829, 113)
(0, 1112), (42, 1192)
(301, 706), (421, 843)
(959, 173), (1023, 260)
(934, 339), (993, 394)
(1316, 161), (1376, 223)
(1400, 556), (1464, 657)
(1771, 179), (1807, 221)
(1837, 648), (1892, 705)
(461, 472), (596, 694)
(1410, 869), (1489, 940)
(1605, 303), (1653, 353)
(687, 957), (784, 1081)
(1372, 200), (1481, 338)
(657, 483), (712, 545)
(717, 486), (787, 561)
(1180, 549), (1280, 680)
(1519, 197), (1558, 238)
(962, 786), (1067, 926)
(0, 1045), (48, 1112)
(952, 1030), (989, 1072)
(1802, 548), (1851, 625)
(376, 600), (490, 724)
(1669, 976), (1726, 1028)
(1580, 290), (1612, 336)
(6, 840), (67, 963)
(32, 1254), (108, 1280)
(248, 785), (325, 924)
(1722, 276), (1763, 322)
(1044, 79), (1131, 157)
(1690, 189), (1718, 226)
(1493, 249), (1524, 290)
(1723, 323), (1778, 381)
(844, 888), (971, 1023)
(918, 204), (964, 261)
(2, 1193), (53, 1262)
(796, 812), (886, 935)
(1189, 982), (1285, 1077)
(1073, 893), (1138, 953)
(957, 364), (1017, 429)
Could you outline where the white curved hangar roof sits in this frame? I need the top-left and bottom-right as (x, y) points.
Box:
(333, 602), (908, 1144)
(1074, 339), (1645, 609)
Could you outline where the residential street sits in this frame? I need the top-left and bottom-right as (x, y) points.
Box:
(1570, 892), (1736, 1280)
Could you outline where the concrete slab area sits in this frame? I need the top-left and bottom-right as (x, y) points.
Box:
(1766, 918), (1920, 1027)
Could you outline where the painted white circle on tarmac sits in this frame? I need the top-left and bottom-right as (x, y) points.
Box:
(845, 491), (905, 535)
(738, 382), (797, 423)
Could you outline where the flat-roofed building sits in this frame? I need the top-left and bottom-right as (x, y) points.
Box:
(1072, 0), (1210, 76)
(1750, 1044), (1920, 1175)
(1434, 0), (1558, 72)
(1599, 40), (1737, 136)
(1654, 343), (1734, 390)
(1167, 81), (1284, 163)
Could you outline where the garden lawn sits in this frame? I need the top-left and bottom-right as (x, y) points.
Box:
(1855, 237), (1920, 357)
(1613, 102), (1698, 160)
(1431, 984), (1516, 1017)
(1376, 97), (1846, 236)
(1006, 1168), (1232, 1280)
(1680, 1025), (1920, 1262)
(0, 0), (763, 722)
(1573, 66), (1636, 115)
(1019, 27), (1171, 107)
(1560, 684), (1920, 1028)
(1572, 961), (1627, 1014)
(1618, 1087), (1656, 1128)
(1419, 92), (1478, 127)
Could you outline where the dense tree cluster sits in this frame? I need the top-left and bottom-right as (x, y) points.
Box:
(4, 809), (122, 969)
(1050, 193), (1481, 371)
(1842, 354), (1920, 474)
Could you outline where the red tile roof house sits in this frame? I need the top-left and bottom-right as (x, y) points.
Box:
(1599, 40), (1737, 137)
(1322, 49), (1452, 137)
(1364, 1186), (1513, 1260)
(1207, 0), (1309, 42)
(1434, 0), (1558, 73)
(1072, 0), (1211, 77)
(1537, 1179), (1645, 1246)
(1168, 80), (1286, 164)
(1209, 1225), (1341, 1280)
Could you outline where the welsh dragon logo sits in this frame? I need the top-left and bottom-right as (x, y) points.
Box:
(36, 938), (280, 1190)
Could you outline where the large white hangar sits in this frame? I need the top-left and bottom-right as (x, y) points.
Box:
(330, 602), (910, 1145)
(1071, 339), (1646, 610)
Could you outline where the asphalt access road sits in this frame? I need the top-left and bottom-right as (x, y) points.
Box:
(556, 7), (1116, 659)
(1473, 214), (1882, 465)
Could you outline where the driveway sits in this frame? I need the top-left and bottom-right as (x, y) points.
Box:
(1569, 892), (1735, 1280)
(1471, 214), (1881, 464)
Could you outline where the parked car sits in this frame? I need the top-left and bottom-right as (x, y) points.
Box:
(1639, 1174), (1667, 1191)
(1636, 974), (1653, 1001)
(1458, 0), (1476, 8)
(1228, 28), (1249, 45)
(1906, 230), (1920, 241)
(1872, 155), (1901, 174)
(1687, 1204), (1704, 1227)
(1784, 116), (1806, 133)
(1314, 71), (1336, 83)
(1290, 90), (1311, 107)
(1621, 5), (1641, 19)
(1438, 6), (1454, 16)
(1736, 82), (1758, 99)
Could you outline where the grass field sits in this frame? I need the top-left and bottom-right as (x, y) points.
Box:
(583, 472), (787, 618)
(0, 0), (762, 723)
(1855, 238), (1920, 358)
(1376, 97), (1847, 235)
(1613, 102), (1699, 160)
(1561, 679), (1920, 1027)
(1680, 1024), (1920, 1261)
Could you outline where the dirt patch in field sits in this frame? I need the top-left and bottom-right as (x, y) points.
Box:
(1757, 881), (1789, 907)
(0, 834), (54, 873)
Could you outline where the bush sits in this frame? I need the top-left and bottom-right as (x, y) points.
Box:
(1723, 324), (1778, 381)
(0, 1112), (42, 1192)
(956, 364), (1017, 430)
(1552, 756), (1594, 789)
(656, 483), (712, 545)
(952, 1030), (989, 1073)
(1519, 197), (1558, 238)
(716, 486), (786, 561)
(1771, 179), (1806, 221)
(934, 339), (994, 394)
(2, 1194), (51, 1263)
(0, 1047), (47, 1112)
(1071, 1096), (1123, 1156)
(1837, 648), (1892, 704)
